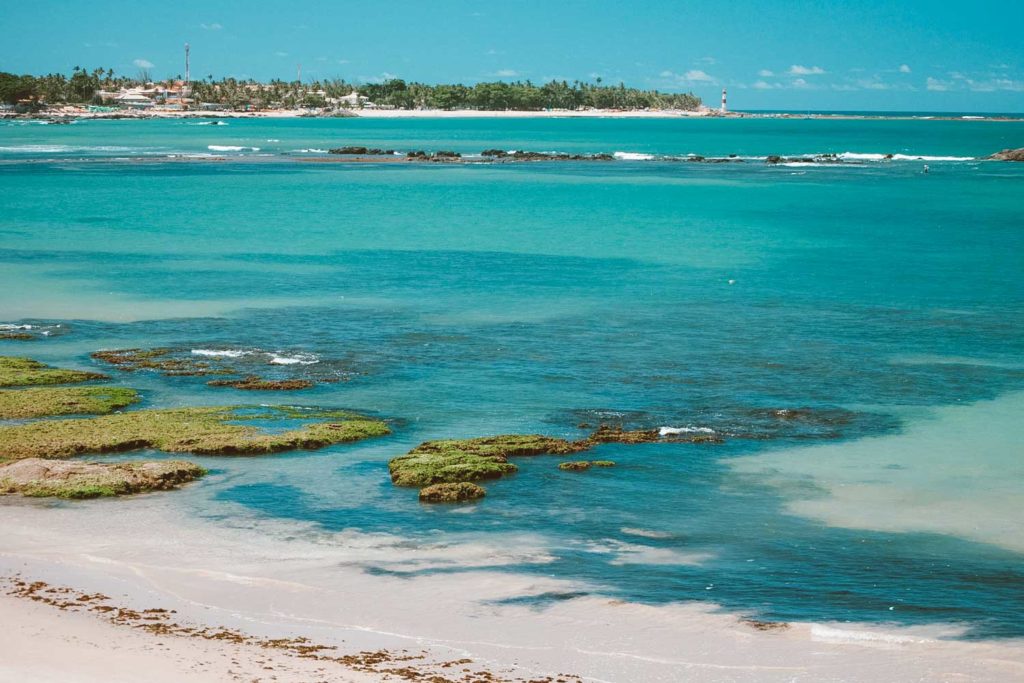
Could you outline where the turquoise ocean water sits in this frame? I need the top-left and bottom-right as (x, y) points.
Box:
(1, 117), (1022, 638)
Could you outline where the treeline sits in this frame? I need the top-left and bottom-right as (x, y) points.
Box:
(1, 68), (702, 111)
(356, 78), (701, 111)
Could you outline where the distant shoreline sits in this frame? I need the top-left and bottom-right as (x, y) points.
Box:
(4, 107), (1023, 122)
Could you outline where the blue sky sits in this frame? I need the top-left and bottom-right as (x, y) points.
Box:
(2, 0), (1022, 111)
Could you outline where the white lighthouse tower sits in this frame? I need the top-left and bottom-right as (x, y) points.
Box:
(720, 88), (727, 114)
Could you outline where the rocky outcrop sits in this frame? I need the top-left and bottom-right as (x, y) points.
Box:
(418, 481), (486, 503)
(0, 458), (206, 498)
(0, 386), (139, 419)
(988, 148), (1024, 161)
(206, 376), (314, 390)
(328, 147), (396, 155)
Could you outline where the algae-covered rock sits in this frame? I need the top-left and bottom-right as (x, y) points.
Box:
(0, 356), (107, 387)
(0, 406), (390, 459)
(389, 434), (587, 487)
(0, 458), (205, 498)
(558, 461), (591, 471)
(0, 386), (140, 419)
(206, 376), (314, 391)
(418, 481), (486, 503)
(591, 460), (616, 467)
(587, 425), (661, 444)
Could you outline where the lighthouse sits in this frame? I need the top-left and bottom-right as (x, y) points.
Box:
(720, 88), (727, 113)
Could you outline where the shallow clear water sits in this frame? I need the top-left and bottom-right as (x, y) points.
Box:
(1, 117), (1023, 638)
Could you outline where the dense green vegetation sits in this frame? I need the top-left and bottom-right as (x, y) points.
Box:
(1, 67), (701, 111)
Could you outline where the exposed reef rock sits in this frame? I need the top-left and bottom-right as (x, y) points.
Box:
(328, 146), (396, 155)
(206, 375), (314, 391)
(0, 386), (139, 419)
(418, 481), (486, 503)
(588, 425), (723, 445)
(0, 406), (390, 459)
(558, 460), (616, 471)
(481, 150), (614, 162)
(0, 458), (206, 498)
(0, 356), (106, 387)
(389, 434), (588, 487)
(987, 147), (1024, 161)
(91, 347), (351, 388)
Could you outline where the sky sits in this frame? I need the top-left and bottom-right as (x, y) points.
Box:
(2, 0), (1023, 112)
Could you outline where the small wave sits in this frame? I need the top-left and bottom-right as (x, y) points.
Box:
(207, 145), (260, 152)
(189, 121), (228, 126)
(810, 624), (932, 644)
(293, 148), (328, 153)
(191, 348), (252, 358)
(659, 426), (715, 436)
(265, 139), (280, 142)
(613, 151), (655, 161)
(268, 352), (319, 365)
(0, 323), (33, 330)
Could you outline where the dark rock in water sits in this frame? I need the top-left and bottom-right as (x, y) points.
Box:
(688, 155), (706, 162)
(419, 481), (486, 503)
(433, 150), (461, 158)
(407, 150), (428, 158)
(329, 146), (394, 155)
(206, 375), (314, 391)
(588, 425), (661, 444)
(481, 149), (508, 157)
(988, 147), (1024, 161)
(766, 155), (783, 164)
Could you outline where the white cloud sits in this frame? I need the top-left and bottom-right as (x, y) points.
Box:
(856, 78), (893, 90)
(133, 58), (154, 68)
(789, 65), (825, 76)
(758, 69), (774, 77)
(494, 69), (519, 77)
(899, 64), (911, 73)
(753, 80), (780, 90)
(684, 69), (714, 82)
(791, 78), (810, 88)
(926, 77), (950, 92)
(274, 51), (289, 57)
(200, 22), (222, 30)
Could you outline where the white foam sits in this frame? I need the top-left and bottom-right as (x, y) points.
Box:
(613, 151), (655, 161)
(837, 152), (974, 162)
(620, 527), (674, 539)
(0, 323), (33, 330)
(659, 426), (715, 436)
(191, 349), (252, 358)
(294, 148), (328, 153)
(207, 145), (260, 152)
(810, 624), (931, 645)
(268, 353), (319, 365)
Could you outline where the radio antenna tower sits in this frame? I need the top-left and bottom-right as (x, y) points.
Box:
(185, 43), (190, 87)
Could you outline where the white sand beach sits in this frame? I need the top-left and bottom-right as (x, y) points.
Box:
(1, 498), (1022, 683)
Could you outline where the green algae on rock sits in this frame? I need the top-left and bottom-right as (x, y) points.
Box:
(206, 376), (315, 391)
(0, 386), (140, 419)
(389, 434), (588, 487)
(418, 481), (486, 503)
(0, 356), (107, 388)
(0, 457), (205, 499)
(558, 461), (592, 471)
(0, 406), (390, 459)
